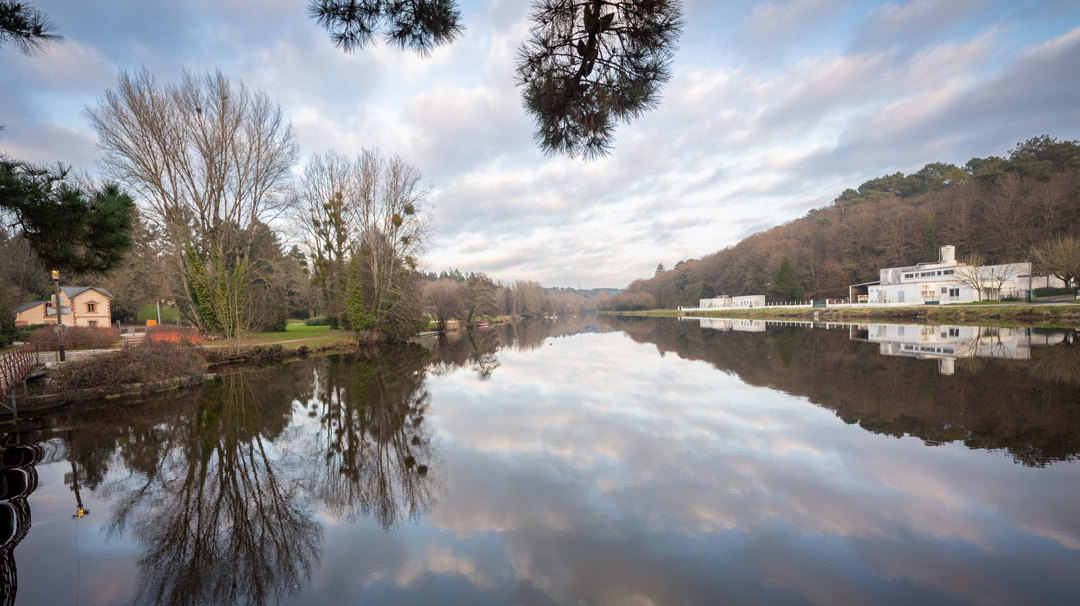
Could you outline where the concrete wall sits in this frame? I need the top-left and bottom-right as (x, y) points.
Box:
(733, 295), (766, 308)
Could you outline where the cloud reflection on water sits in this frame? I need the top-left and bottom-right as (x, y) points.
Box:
(415, 327), (1080, 605)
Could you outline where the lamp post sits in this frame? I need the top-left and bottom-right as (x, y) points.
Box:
(51, 270), (66, 362)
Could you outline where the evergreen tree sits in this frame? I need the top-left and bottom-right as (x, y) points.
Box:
(309, 1), (684, 158)
(0, 157), (135, 273)
(517, 0), (683, 158)
(307, 0), (463, 54)
(0, 1), (60, 55)
(768, 257), (805, 302)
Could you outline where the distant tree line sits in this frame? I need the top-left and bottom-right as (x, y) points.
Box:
(421, 275), (607, 332)
(607, 136), (1080, 309)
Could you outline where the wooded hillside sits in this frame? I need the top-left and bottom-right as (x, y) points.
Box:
(607, 136), (1080, 310)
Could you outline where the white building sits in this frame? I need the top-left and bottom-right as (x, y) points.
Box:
(687, 318), (767, 332)
(852, 245), (1043, 305)
(696, 295), (767, 309)
(851, 323), (1066, 375)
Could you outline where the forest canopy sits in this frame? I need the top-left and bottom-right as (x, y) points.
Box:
(603, 136), (1080, 311)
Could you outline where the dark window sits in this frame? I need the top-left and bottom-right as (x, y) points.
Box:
(87, 302), (96, 313)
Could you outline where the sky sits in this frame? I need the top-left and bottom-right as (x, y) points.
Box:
(2, 0), (1079, 288)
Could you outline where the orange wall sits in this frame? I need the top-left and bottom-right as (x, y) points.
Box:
(14, 289), (113, 328)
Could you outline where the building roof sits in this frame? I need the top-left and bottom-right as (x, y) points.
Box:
(60, 286), (114, 300)
(15, 300), (46, 313)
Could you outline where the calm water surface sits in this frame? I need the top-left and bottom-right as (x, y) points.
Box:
(2, 317), (1079, 605)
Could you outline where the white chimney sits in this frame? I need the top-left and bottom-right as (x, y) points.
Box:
(940, 245), (956, 265)
(939, 358), (955, 375)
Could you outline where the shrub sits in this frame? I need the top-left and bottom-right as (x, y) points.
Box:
(1034, 287), (1075, 297)
(201, 344), (288, 365)
(147, 325), (202, 343)
(29, 326), (119, 350)
(304, 316), (333, 326)
(48, 340), (206, 391)
(265, 316), (288, 332)
(0, 324), (33, 347)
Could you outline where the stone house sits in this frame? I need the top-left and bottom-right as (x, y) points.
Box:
(14, 286), (113, 328)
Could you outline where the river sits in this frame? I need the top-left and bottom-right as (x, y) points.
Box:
(2, 316), (1079, 605)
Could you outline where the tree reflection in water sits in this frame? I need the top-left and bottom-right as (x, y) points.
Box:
(2, 348), (447, 605)
(603, 316), (1080, 467)
(306, 345), (440, 528)
(0, 435), (42, 606)
(104, 371), (321, 606)
(427, 329), (501, 380)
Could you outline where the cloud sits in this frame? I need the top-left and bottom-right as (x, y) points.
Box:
(853, 0), (986, 52)
(743, 0), (849, 44)
(415, 331), (1080, 604)
(808, 25), (1080, 177)
(3, 1), (1079, 287)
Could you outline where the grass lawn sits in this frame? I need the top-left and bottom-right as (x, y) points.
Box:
(136, 303), (182, 324)
(220, 322), (355, 350)
(605, 301), (1080, 328)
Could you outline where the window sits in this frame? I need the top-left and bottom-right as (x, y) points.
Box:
(941, 287), (947, 294)
(949, 288), (960, 297)
(87, 301), (96, 313)
(948, 328), (959, 337)
(944, 270), (954, 275)
(88, 320), (97, 327)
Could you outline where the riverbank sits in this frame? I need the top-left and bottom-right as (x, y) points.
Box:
(14, 319), (509, 413)
(603, 302), (1080, 328)
(17, 339), (359, 414)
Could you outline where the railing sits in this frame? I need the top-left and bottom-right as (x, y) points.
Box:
(0, 345), (39, 413)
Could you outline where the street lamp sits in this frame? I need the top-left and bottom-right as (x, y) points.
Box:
(51, 269), (66, 362)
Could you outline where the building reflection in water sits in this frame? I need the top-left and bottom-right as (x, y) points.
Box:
(854, 323), (1067, 374)
(683, 317), (1070, 375)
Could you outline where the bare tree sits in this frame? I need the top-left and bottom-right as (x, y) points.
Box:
(349, 150), (430, 340)
(1032, 236), (1080, 289)
(955, 253), (988, 301)
(956, 254), (1019, 301)
(294, 151), (356, 324)
(87, 69), (298, 336)
(464, 272), (497, 326)
(297, 149), (431, 341)
(423, 278), (466, 332)
(985, 263), (1019, 301)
